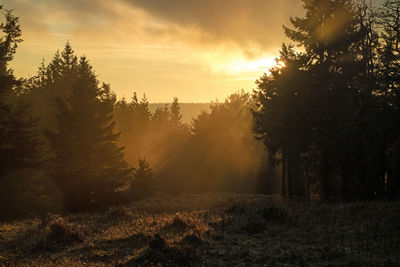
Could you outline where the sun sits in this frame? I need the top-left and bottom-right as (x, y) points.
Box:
(227, 57), (277, 74)
(208, 55), (279, 76)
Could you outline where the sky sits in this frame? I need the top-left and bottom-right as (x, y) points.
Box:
(6, 0), (308, 102)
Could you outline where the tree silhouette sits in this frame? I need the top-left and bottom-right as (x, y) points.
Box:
(169, 97), (183, 125)
(378, 0), (400, 199)
(178, 91), (268, 193)
(0, 7), (41, 178)
(46, 56), (132, 211)
(130, 157), (154, 198)
(113, 92), (152, 167)
(25, 42), (79, 133)
(252, 0), (388, 200)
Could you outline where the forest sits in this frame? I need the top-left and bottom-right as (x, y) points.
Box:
(0, 0), (400, 265)
(0, 8), (275, 218)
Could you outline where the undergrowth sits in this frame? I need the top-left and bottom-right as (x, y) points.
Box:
(0, 193), (399, 266)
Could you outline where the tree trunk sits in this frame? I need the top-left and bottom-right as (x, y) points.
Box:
(281, 152), (286, 198)
(342, 167), (349, 201)
(287, 160), (293, 199)
(320, 159), (329, 201)
(376, 147), (386, 199)
(306, 166), (310, 201)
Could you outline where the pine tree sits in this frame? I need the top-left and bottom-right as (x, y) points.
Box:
(253, 0), (379, 200)
(134, 158), (153, 181)
(46, 56), (132, 211)
(378, 0), (400, 199)
(169, 97), (182, 125)
(0, 7), (22, 98)
(0, 7), (41, 178)
(131, 157), (154, 198)
(139, 94), (151, 121)
(129, 92), (151, 126)
(133, 157), (154, 197)
(152, 104), (170, 123)
(25, 42), (79, 132)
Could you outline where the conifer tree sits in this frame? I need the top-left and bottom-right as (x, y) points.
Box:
(169, 97), (182, 125)
(138, 94), (151, 124)
(152, 104), (170, 123)
(130, 157), (154, 198)
(46, 56), (132, 211)
(0, 7), (41, 178)
(0, 6), (21, 99)
(25, 42), (79, 131)
(378, 0), (400, 199)
(134, 158), (153, 181)
(253, 0), (379, 200)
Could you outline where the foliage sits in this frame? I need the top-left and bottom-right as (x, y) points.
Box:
(114, 95), (190, 193)
(0, 6), (39, 176)
(253, 0), (400, 200)
(0, 7), (44, 218)
(130, 157), (154, 199)
(0, 170), (62, 219)
(46, 56), (132, 212)
(180, 91), (271, 193)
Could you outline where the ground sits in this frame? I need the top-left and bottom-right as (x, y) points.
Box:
(0, 192), (399, 266)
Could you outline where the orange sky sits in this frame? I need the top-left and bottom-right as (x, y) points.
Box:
(7, 0), (305, 102)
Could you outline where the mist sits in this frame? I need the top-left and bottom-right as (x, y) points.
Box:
(113, 91), (279, 194)
(2, 0), (400, 265)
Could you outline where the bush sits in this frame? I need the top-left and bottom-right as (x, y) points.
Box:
(0, 169), (62, 220)
(45, 217), (85, 247)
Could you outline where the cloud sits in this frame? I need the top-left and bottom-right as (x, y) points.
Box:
(5, 0), (305, 103)
(122, 0), (304, 52)
(4, 0), (304, 55)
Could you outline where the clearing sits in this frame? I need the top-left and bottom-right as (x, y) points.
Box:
(0, 192), (399, 266)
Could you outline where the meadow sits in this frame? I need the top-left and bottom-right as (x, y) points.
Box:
(1, 193), (399, 266)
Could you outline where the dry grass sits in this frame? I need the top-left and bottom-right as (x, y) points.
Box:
(0, 192), (399, 266)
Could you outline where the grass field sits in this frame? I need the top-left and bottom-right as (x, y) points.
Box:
(1, 192), (399, 266)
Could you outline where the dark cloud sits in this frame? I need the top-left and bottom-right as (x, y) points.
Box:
(2, 0), (49, 36)
(5, 0), (127, 37)
(123, 0), (304, 51)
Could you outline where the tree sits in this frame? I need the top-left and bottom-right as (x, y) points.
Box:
(0, 6), (46, 219)
(253, 0), (384, 200)
(169, 97), (183, 125)
(24, 42), (79, 132)
(134, 158), (153, 181)
(46, 56), (132, 211)
(152, 104), (170, 125)
(113, 92), (152, 167)
(0, 6), (22, 89)
(176, 91), (269, 193)
(283, 0), (366, 199)
(253, 45), (313, 198)
(377, 0), (400, 199)
(130, 157), (154, 198)
(0, 6), (41, 178)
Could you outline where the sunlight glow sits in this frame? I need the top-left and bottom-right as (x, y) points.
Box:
(209, 55), (279, 75)
(276, 61), (286, 69)
(227, 58), (277, 74)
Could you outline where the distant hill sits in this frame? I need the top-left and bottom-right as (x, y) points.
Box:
(149, 103), (210, 124)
